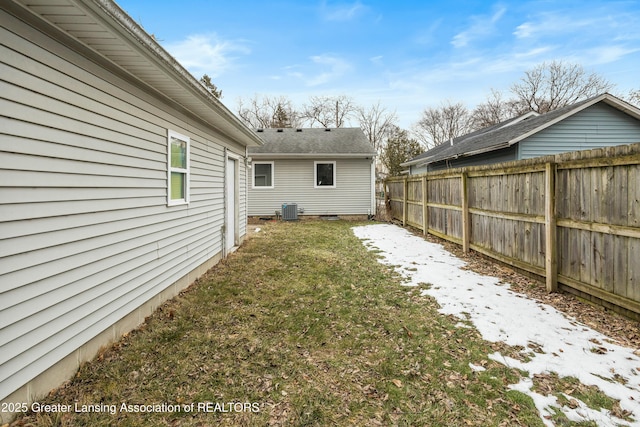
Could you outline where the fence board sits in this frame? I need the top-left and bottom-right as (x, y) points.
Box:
(557, 169), (570, 222)
(614, 236), (629, 298)
(602, 233), (615, 293)
(629, 165), (640, 228)
(385, 142), (640, 317)
(629, 238), (640, 301)
(590, 231), (604, 289)
(578, 229), (592, 288)
(612, 166), (629, 226)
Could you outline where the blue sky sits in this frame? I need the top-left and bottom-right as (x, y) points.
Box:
(115, 0), (640, 128)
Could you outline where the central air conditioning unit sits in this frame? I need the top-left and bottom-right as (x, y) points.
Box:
(282, 203), (298, 221)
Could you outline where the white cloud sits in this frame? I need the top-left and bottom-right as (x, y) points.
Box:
(413, 19), (443, 46)
(164, 34), (250, 77)
(513, 22), (534, 38)
(369, 55), (384, 65)
(514, 46), (553, 58)
(320, 0), (368, 21)
(510, 7), (640, 68)
(584, 45), (640, 65)
(451, 6), (507, 48)
(513, 14), (595, 39)
(512, 6), (638, 41)
(450, 33), (468, 49)
(286, 54), (352, 87)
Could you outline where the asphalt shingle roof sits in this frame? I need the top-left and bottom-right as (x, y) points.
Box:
(249, 127), (376, 156)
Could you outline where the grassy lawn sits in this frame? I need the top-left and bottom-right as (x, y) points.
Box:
(14, 220), (544, 427)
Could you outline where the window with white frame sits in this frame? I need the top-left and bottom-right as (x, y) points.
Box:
(314, 161), (336, 188)
(253, 161), (274, 188)
(167, 130), (190, 205)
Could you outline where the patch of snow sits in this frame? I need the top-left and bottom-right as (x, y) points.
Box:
(353, 224), (640, 427)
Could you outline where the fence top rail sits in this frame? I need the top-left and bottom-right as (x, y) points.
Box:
(556, 153), (640, 170)
(386, 176), (408, 183)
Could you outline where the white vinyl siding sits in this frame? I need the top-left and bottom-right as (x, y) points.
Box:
(0, 10), (248, 402)
(248, 158), (373, 216)
(518, 103), (640, 159)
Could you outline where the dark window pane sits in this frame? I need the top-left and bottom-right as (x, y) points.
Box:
(316, 163), (334, 186)
(255, 163), (272, 186)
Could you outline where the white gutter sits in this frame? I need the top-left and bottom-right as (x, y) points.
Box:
(400, 156), (431, 167)
(249, 153), (374, 159)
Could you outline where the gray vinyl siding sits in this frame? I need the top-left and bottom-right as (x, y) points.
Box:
(248, 158), (374, 216)
(0, 10), (247, 400)
(518, 103), (640, 159)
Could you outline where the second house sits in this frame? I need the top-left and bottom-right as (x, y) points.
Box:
(248, 128), (376, 219)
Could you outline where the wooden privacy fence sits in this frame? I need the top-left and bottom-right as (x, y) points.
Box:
(386, 143), (640, 317)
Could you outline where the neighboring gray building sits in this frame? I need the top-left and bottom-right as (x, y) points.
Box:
(403, 93), (640, 174)
(248, 128), (376, 217)
(0, 0), (262, 420)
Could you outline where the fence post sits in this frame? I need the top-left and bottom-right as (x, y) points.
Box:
(422, 175), (428, 235)
(461, 172), (470, 253)
(545, 162), (558, 292)
(402, 177), (408, 226)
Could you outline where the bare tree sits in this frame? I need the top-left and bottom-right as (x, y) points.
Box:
(510, 60), (614, 114)
(470, 89), (520, 129)
(302, 95), (355, 128)
(413, 101), (472, 149)
(467, 61), (615, 130)
(237, 95), (302, 129)
(627, 89), (640, 107)
(355, 101), (397, 155)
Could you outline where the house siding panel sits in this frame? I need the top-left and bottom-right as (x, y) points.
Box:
(518, 103), (640, 159)
(248, 158), (374, 216)
(0, 8), (248, 404)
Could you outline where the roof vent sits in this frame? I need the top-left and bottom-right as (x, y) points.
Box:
(277, 128), (283, 132)
(325, 128), (331, 131)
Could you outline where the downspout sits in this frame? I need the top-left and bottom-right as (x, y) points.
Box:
(370, 158), (376, 218)
(245, 146), (249, 225)
(222, 147), (227, 258)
